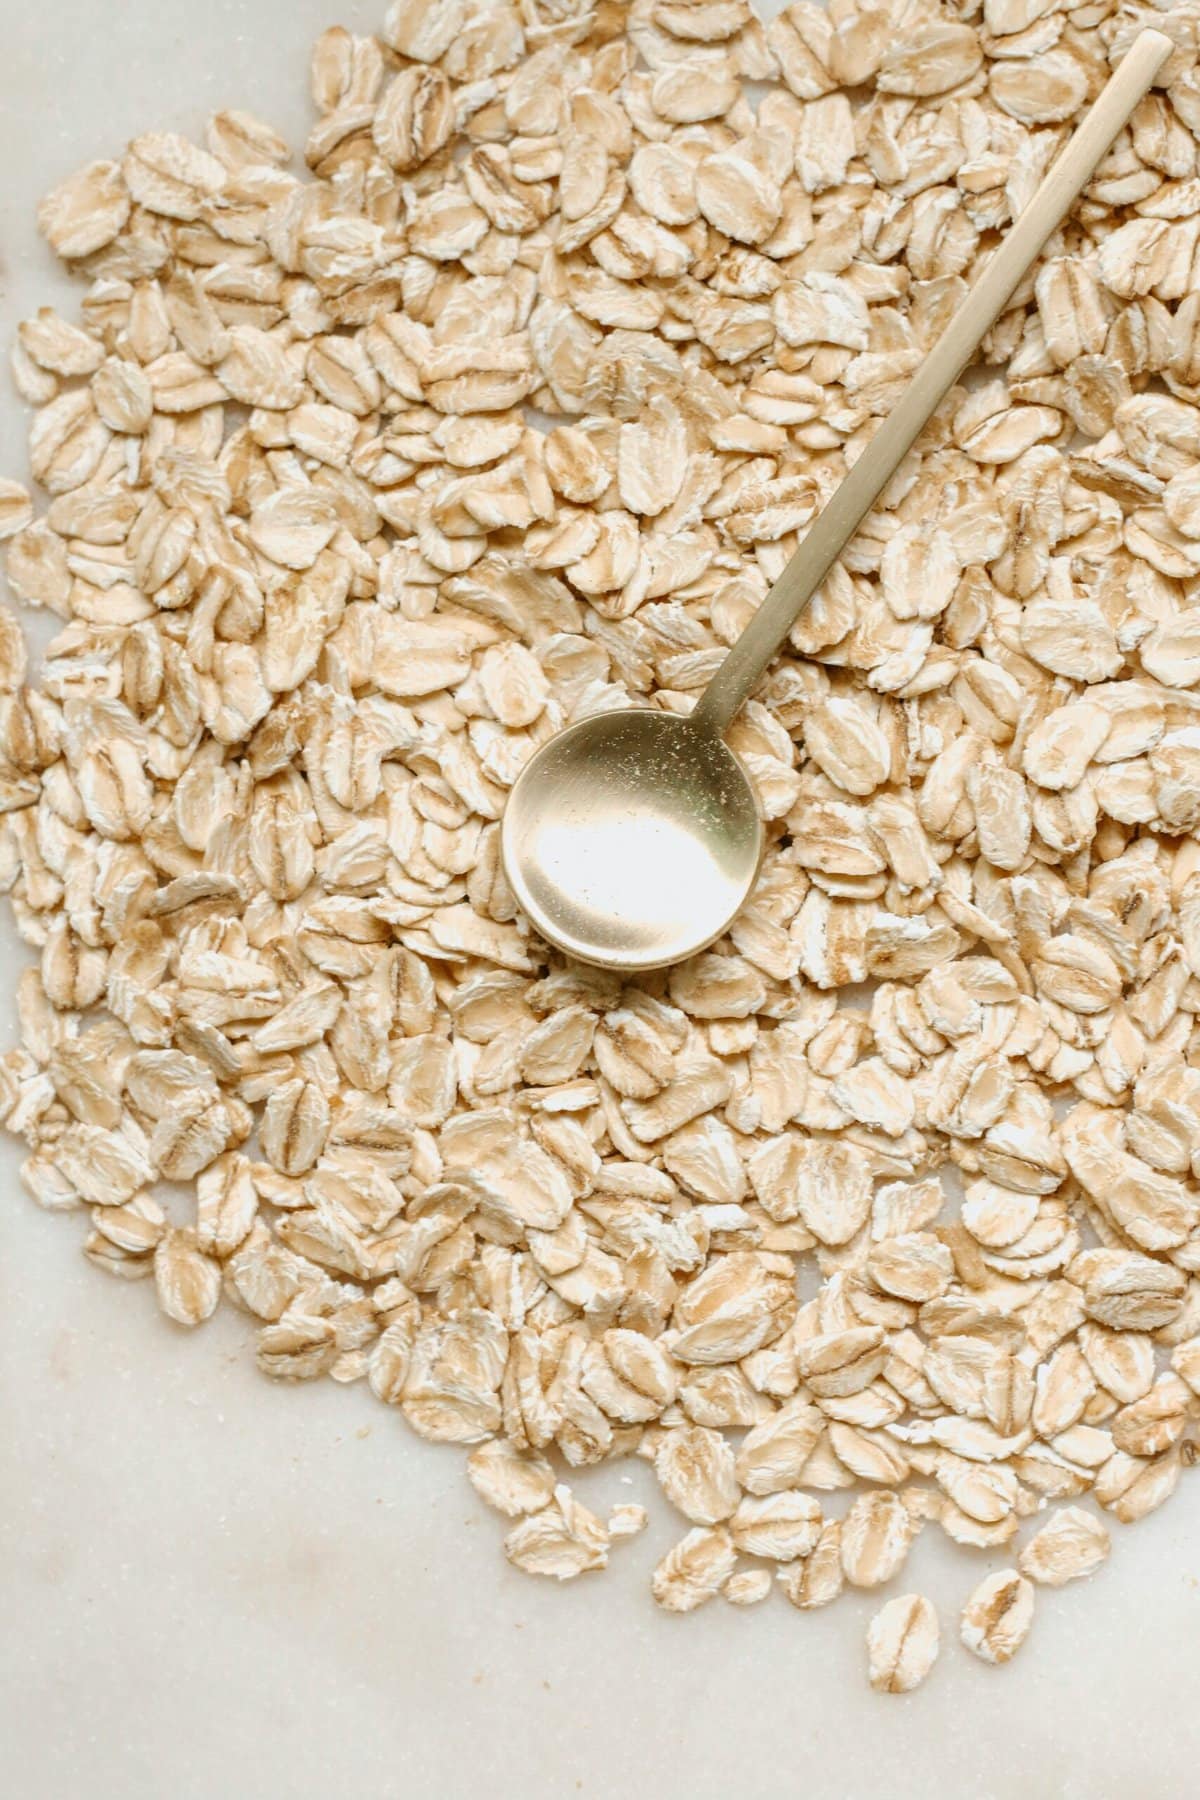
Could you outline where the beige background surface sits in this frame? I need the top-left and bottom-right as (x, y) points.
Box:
(1, 4), (1198, 1795)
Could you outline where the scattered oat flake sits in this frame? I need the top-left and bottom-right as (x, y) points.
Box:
(504, 1486), (609, 1581)
(607, 1503), (649, 1541)
(0, 481), (33, 541)
(724, 1567), (772, 1607)
(866, 1594), (940, 1695)
(652, 1527), (738, 1614)
(960, 1570), (1035, 1666)
(1018, 1508), (1111, 1588)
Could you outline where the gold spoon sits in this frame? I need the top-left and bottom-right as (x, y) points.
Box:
(502, 28), (1173, 972)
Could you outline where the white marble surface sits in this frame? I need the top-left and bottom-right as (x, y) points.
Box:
(1, 5), (1199, 1796)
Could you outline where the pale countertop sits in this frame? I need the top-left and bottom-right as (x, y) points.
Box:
(1, 4), (1198, 1796)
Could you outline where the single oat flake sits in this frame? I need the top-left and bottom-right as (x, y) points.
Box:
(960, 1570), (1035, 1667)
(866, 1594), (940, 1695)
(2, 0), (1200, 1695)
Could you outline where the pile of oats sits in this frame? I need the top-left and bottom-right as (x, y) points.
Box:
(3, 0), (1200, 1691)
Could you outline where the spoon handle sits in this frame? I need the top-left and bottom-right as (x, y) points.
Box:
(690, 26), (1173, 740)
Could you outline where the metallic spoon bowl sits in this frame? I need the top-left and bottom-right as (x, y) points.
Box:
(502, 29), (1172, 973)
(502, 709), (760, 971)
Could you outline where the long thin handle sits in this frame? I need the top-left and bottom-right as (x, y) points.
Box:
(691, 27), (1173, 739)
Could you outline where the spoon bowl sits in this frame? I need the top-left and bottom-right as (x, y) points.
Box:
(501, 708), (762, 971)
